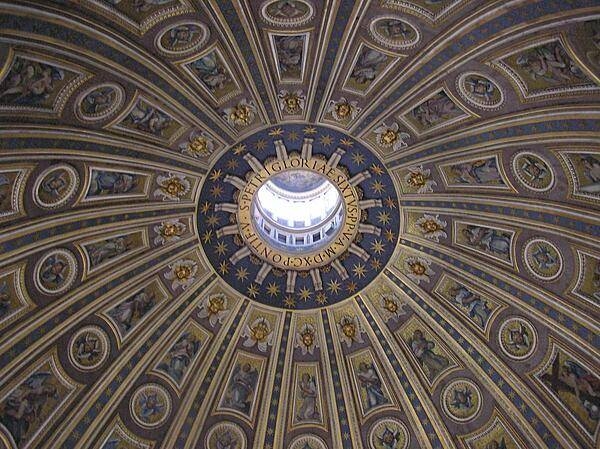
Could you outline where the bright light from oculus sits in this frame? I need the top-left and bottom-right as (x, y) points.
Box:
(253, 170), (344, 252)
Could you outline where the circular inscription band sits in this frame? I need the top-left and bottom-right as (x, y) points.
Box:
(237, 156), (360, 270)
(197, 123), (401, 309)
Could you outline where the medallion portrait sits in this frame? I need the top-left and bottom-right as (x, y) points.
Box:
(498, 317), (537, 360)
(130, 383), (171, 429)
(512, 152), (555, 192)
(34, 249), (78, 295)
(33, 164), (79, 209)
(68, 326), (110, 371)
(442, 378), (482, 422)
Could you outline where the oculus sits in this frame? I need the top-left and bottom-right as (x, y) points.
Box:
(253, 169), (344, 253)
(198, 124), (400, 309)
(236, 154), (360, 271)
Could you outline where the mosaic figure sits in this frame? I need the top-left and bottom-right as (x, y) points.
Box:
(523, 238), (563, 280)
(157, 22), (209, 55)
(578, 155), (600, 195)
(0, 268), (29, 328)
(496, 39), (596, 99)
(107, 288), (157, 335)
(156, 328), (203, 385)
(408, 90), (465, 131)
(560, 152), (600, 202)
(88, 169), (139, 197)
(70, 327), (108, 369)
(515, 41), (586, 86)
(36, 249), (77, 294)
(80, 85), (119, 116)
(0, 360), (74, 449)
(445, 157), (505, 186)
(369, 418), (410, 449)
(188, 50), (237, 99)
(222, 362), (259, 415)
(0, 279), (10, 318)
(288, 435), (327, 449)
(464, 75), (496, 102)
(133, 0), (175, 12)
(273, 35), (305, 80)
(122, 98), (176, 138)
(573, 251), (600, 305)
(0, 57), (66, 107)
(459, 224), (513, 262)
(458, 73), (504, 109)
(167, 24), (201, 48)
(205, 422), (247, 449)
(349, 46), (389, 88)
(409, 329), (450, 382)
(448, 283), (491, 328)
(0, 172), (12, 214)
(356, 362), (389, 410)
(442, 379), (481, 422)
(265, 0), (310, 21)
(86, 235), (131, 268)
(582, 19), (600, 69)
(376, 18), (414, 40)
(34, 165), (79, 209)
(462, 413), (527, 449)
(296, 372), (320, 422)
(537, 346), (600, 438)
(39, 171), (66, 201)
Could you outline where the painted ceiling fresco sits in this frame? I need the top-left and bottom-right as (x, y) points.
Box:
(0, 1), (599, 449)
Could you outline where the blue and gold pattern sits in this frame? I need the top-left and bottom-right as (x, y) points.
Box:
(197, 124), (400, 309)
(1, 2), (599, 449)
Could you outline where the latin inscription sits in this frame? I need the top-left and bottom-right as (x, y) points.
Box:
(237, 156), (361, 270)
